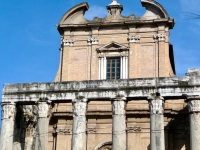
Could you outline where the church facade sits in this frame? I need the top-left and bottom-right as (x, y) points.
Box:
(1, 0), (200, 150)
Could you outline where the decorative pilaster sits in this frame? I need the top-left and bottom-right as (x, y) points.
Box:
(120, 52), (128, 79)
(98, 53), (106, 80)
(72, 96), (88, 150)
(187, 96), (200, 150)
(36, 101), (51, 150)
(0, 102), (16, 150)
(112, 94), (126, 150)
(148, 93), (165, 150)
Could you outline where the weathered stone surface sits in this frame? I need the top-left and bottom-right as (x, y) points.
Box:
(72, 96), (87, 150)
(112, 94), (126, 150)
(0, 102), (16, 150)
(3, 75), (200, 103)
(148, 94), (165, 150)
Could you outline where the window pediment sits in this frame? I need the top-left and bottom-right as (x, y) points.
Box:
(96, 41), (129, 53)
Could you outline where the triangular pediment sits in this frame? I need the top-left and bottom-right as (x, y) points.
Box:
(97, 41), (129, 52)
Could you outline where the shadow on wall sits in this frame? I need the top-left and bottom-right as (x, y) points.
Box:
(164, 104), (190, 150)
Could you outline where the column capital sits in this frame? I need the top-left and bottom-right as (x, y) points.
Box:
(36, 101), (51, 118)
(153, 34), (166, 42)
(72, 96), (88, 117)
(63, 39), (74, 46)
(148, 93), (164, 114)
(1, 102), (16, 120)
(113, 93), (126, 101)
(112, 94), (126, 115)
(186, 96), (200, 113)
(127, 35), (140, 43)
(87, 37), (99, 45)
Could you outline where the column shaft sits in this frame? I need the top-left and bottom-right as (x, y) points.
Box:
(112, 95), (126, 150)
(188, 99), (200, 150)
(72, 97), (87, 150)
(0, 102), (16, 150)
(36, 101), (51, 150)
(148, 94), (165, 150)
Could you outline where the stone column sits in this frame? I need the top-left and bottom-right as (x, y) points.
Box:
(0, 102), (16, 150)
(148, 93), (165, 150)
(112, 94), (126, 150)
(36, 101), (51, 150)
(187, 97), (200, 150)
(72, 96), (87, 150)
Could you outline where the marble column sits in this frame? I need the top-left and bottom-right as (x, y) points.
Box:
(36, 101), (51, 150)
(148, 93), (165, 150)
(187, 97), (200, 150)
(0, 102), (16, 150)
(72, 96), (88, 150)
(112, 94), (126, 150)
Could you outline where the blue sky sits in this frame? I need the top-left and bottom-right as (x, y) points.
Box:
(1, 0), (200, 100)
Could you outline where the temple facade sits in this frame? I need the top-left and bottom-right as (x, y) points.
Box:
(1, 0), (200, 150)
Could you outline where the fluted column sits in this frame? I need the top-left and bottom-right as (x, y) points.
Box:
(148, 93), (165, 150)
(36, 101), (51, 150)
(187, 97), (200, 150)
(0, 102), (16, 150)
(72, 96), (88, 150)
(112, 94), (126, 150)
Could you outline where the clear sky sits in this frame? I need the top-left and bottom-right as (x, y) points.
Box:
(0, 0), (200, 104)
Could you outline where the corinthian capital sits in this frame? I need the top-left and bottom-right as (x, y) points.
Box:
(72, 96), (88, 117)
(148, 93), (164, 114)
(37, 101), (51, 118)
(188, 99), (200, 113)
(112, 94), (126, 115)
(2, 102), (16, 119)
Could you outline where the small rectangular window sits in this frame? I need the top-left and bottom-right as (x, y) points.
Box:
(106, 58), (120, 80)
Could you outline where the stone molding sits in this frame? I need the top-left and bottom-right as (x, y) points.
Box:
(127, 126), (141, 132)
(127, 35), (140, 43)
(87, 37), (98, 45)
(37, 101), (51, 118)
(56, 128), (71, 135)
(188, 99), (200, 113)
(1, 102), (16, 119)
(63, 39), (74, 46)
(86, 128), (97, 134)
(148, 93), (164, 114)
(72, 96), (88, 117)
(153, 34), (166, 41)
(112, 94), (126, 115)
